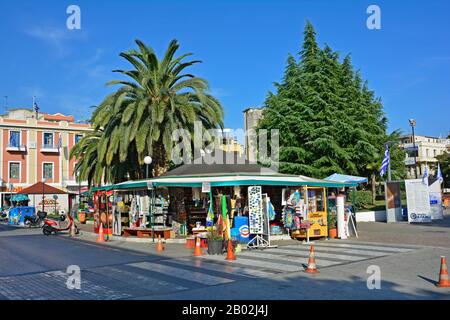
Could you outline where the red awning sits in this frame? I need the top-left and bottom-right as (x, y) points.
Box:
(18, 182), (66, 195)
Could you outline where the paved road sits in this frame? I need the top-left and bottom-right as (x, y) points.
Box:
(1, 222), (449, 300)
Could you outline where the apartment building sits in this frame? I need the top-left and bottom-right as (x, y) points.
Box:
(400, 134), (450, 178)
(0, 108), (91, 207)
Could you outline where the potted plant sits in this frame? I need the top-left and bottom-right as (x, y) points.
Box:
(328, 212), (337, 238)
(207, 224), (224, 255)
(77, 209), (86, 224)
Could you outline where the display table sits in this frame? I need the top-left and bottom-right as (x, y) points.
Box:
(122, 227), (172, 239)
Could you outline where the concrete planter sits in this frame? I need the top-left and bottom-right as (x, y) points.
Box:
(356, 210), (387, 222)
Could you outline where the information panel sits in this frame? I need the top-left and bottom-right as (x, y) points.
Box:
(405, 179), (432, 223)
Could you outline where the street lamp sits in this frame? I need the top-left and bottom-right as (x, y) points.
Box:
(408, 119), (418, 179)
(144, 156), (152, 179)
(42, 178), (46, 212)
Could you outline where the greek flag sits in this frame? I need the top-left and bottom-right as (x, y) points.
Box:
(380, 146), (389, 177)
(437, 163), (443, 184)
(33, 101), (39, 113)
(422, 166), (429, 186)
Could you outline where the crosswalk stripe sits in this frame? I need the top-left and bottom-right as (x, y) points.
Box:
(269, 248), (370, 261)
(237, 251), (339, 267)
(171, 258), (276, 278)
(332, 240), (421, 249)
(282, 245), (390, 257)
(90, 266), (189, 292)
(128, 261), (234, 286)
(287, 242), (413, 253)
(199, 254), (301, 272)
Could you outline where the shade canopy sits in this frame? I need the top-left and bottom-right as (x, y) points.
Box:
(11, 194), (30, 202)
(324, 173), (368, 184)
(18, 182), (66, 195)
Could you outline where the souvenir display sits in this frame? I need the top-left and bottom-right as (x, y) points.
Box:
(248, 186), (263, 234)
(282, 189), (307, 231)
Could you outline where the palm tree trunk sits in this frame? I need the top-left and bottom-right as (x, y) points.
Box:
(371, 173), (376, 205)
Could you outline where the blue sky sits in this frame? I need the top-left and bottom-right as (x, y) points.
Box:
(0, 0), (449, 139)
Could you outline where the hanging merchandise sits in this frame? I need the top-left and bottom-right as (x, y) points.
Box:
(130, 197), (139, 228)
(268, 200), (276, 221)
(206, 191), (214, 227)
(282, 189), (308, 231)
(221, 195), (228, 220)
(283, 207), (295, 229)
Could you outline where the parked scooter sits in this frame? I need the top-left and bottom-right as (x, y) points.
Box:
(0, 209), (8, 222)
(24, 211), (47, 228)
(42, 213), (79, 236)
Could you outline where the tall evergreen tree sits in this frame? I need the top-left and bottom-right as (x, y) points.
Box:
(258, 21), (405, 185)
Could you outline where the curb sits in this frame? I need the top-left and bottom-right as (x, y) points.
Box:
(78, 230), (187, 244)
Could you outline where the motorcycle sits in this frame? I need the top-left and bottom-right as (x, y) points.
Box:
(42, 213), (80, 236)
(0, 209), (8, 223)
(24, 211), (47, 228)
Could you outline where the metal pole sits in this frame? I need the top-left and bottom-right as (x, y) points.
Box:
(146, 164), (149, 179)
(152, 188), (155, 243)
(388, 147), (392, 182)
(78, 175), (81, 208)
(412, 126), (418, 179)
(42, 183), (45, 212)
(106, 193), (110, 241)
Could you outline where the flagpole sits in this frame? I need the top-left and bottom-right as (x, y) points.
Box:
(33, 96), (38, 119)
(388, 150), (391, 182)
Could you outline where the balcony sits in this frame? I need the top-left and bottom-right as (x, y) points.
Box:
(6, 144), (27, 152)
(40, 144), (59, 153)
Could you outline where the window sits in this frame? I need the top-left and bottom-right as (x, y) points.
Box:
(75, 134), (83, 144)
(9, 162), (20, 180)
(9, 131), (20, 147)
(43, 132), (54, 148)
(43, 163), (53, 179)
(434, 149), (437, 157)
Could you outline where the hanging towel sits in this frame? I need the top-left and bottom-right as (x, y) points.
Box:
(206, 191), (214, 227)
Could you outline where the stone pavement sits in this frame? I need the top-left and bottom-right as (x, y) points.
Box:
(352, 210), (450, 247)
(1, 210), (449, 300)
(1, 226), (448, 300)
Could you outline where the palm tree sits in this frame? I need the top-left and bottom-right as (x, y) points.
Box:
(92, 39), (224, 177)
(70, 130), (103, 187)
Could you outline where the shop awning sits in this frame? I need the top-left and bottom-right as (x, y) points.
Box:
(324, 173), (368, 184)
(109, 173), (357, 189)
(11, 194), (30, 202)
(149, 173), (357, 188)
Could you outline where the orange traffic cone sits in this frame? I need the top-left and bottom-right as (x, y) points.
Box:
(97, 223), (105, 243)
(192, 237), (204, 256)
(225, 239), (236, 261)
(156, 235), (165, 252)
(437, 256), (450, 288)
(304, 245), (319, 274)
